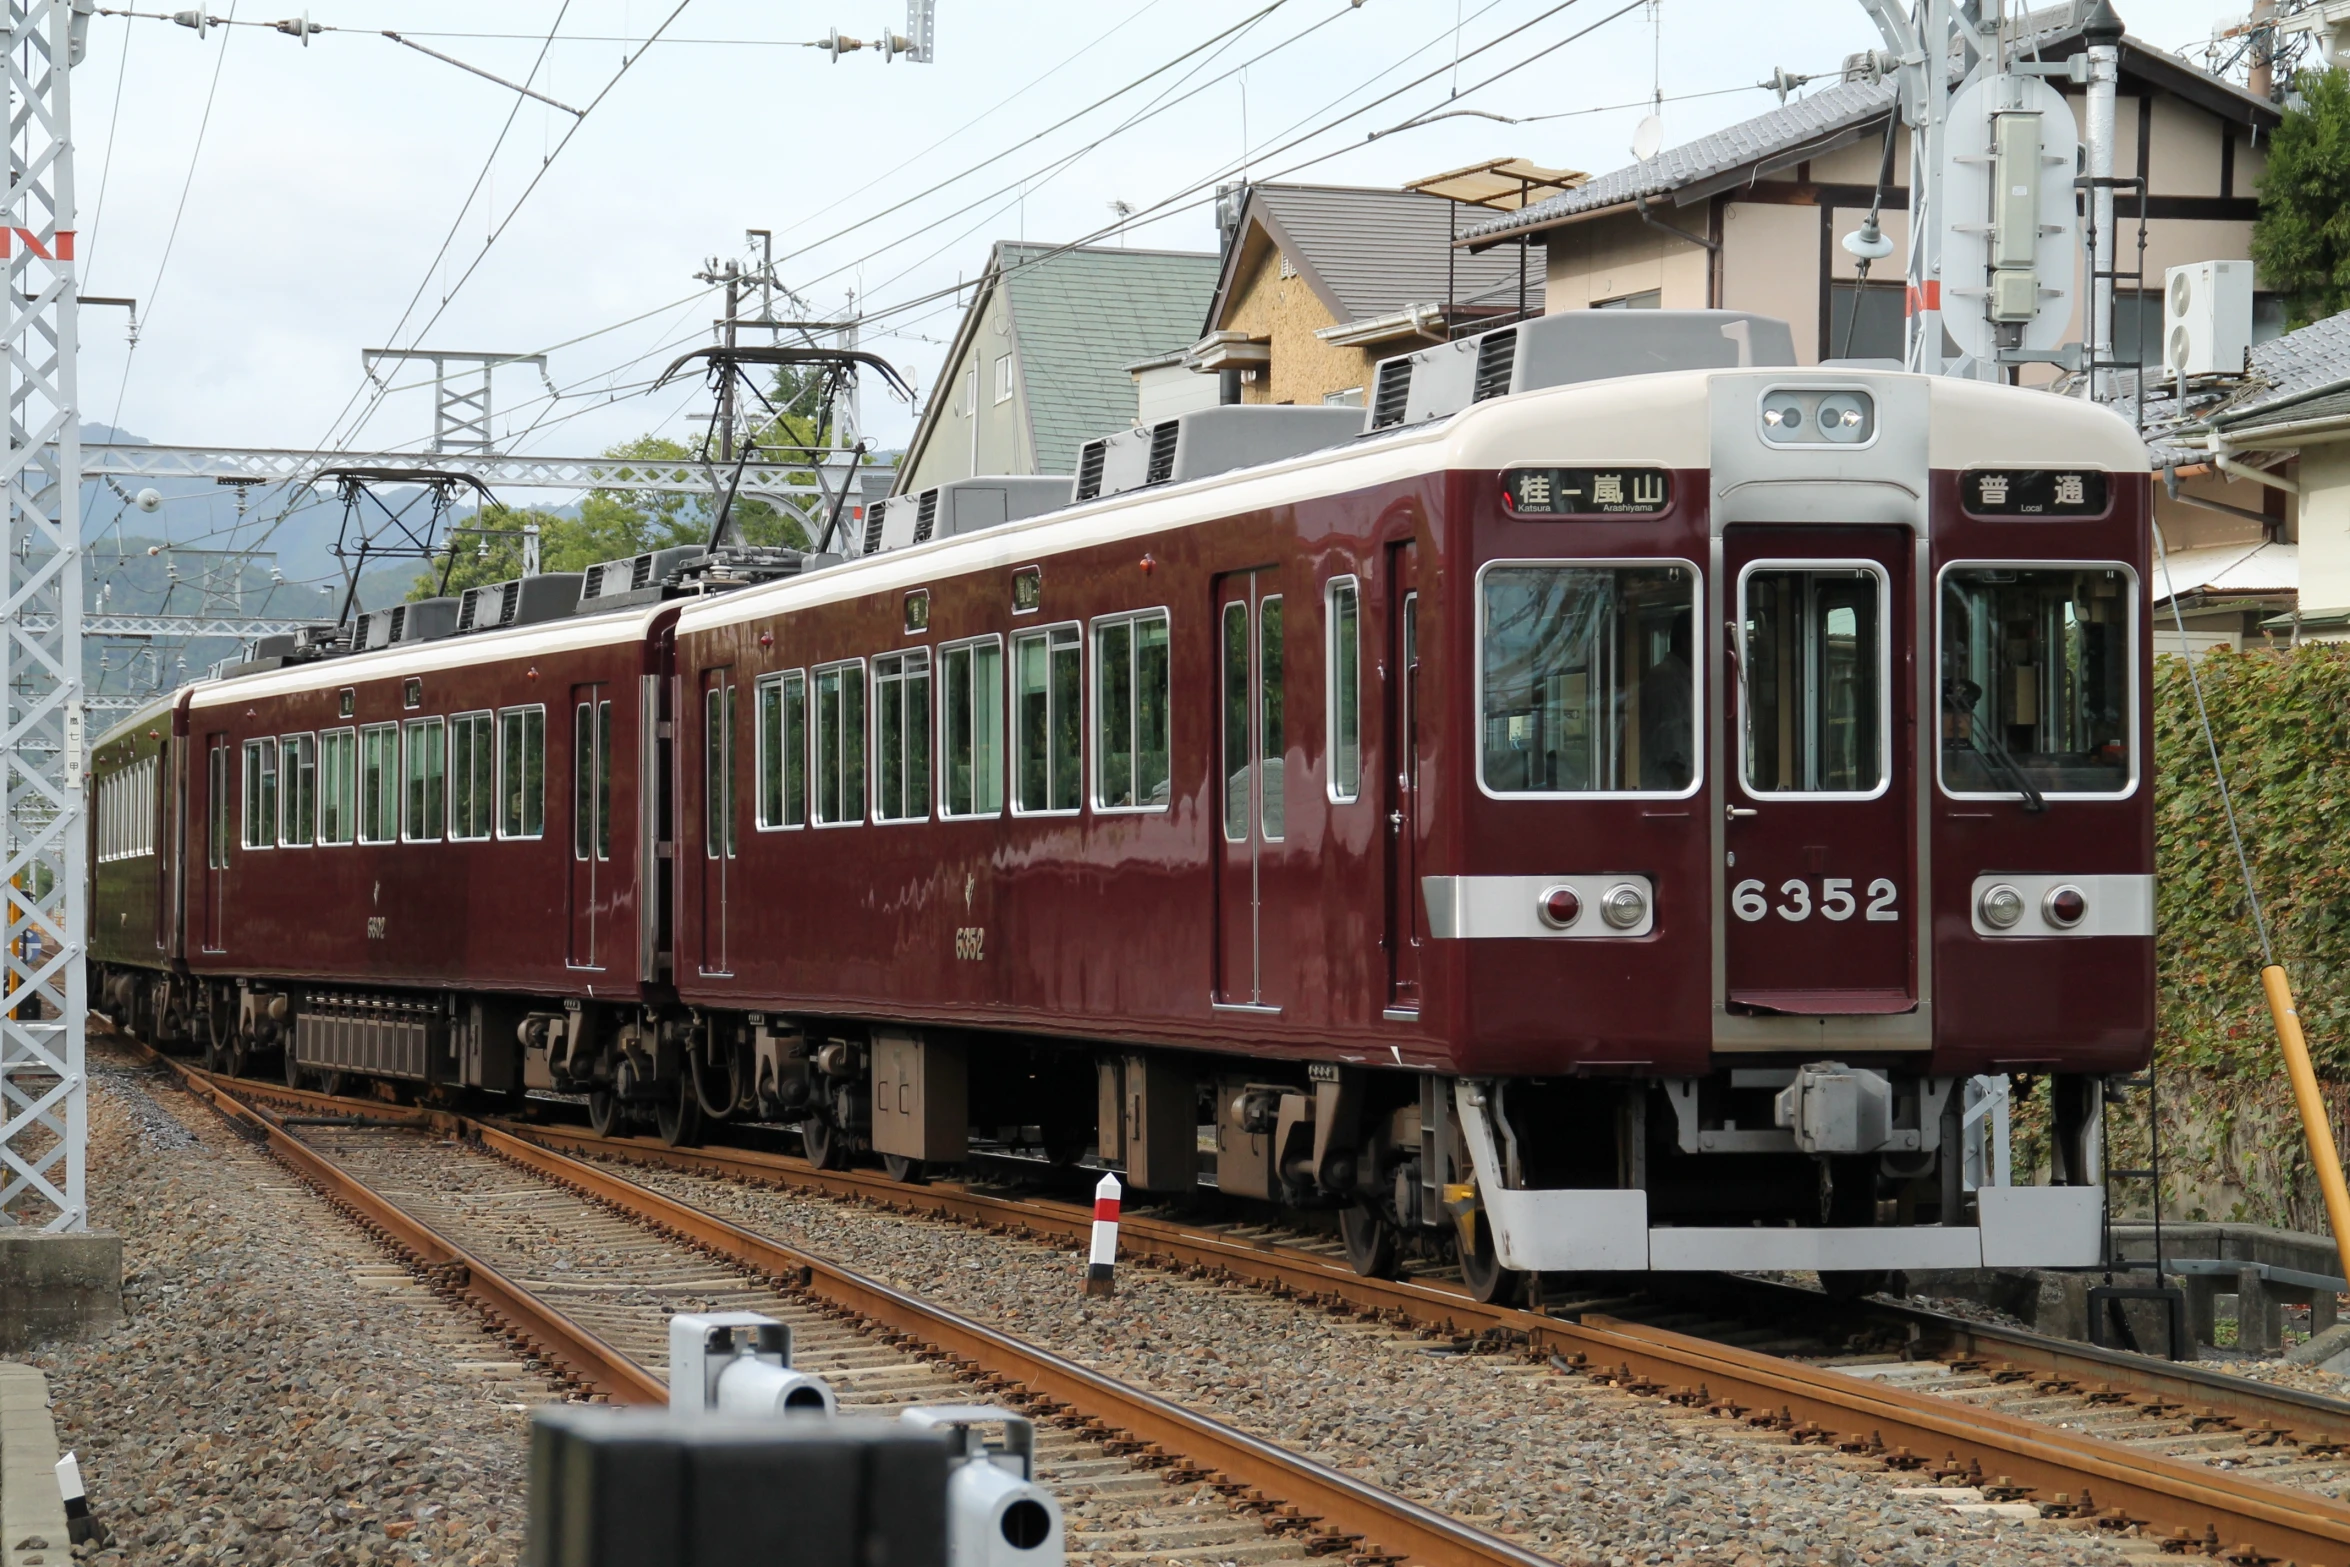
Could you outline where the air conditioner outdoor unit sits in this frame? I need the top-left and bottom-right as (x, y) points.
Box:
(2163, 260), (2253, 382)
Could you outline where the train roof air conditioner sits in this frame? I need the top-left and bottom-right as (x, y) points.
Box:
(1073, 405), (1362, 503)
(454, 572), (586, 635)
(860, 477), (1076, 555)
(578, 545), (708, 611)
(1365, 310), (1798, 433)
(355, 597), (461, 651)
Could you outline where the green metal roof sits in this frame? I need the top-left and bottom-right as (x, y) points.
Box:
(996, 242), (1220, 476)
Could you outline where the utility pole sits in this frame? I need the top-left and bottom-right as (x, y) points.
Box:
(694, 259), (744, 462)
(359, 348), (551, 454)
(2084, 0), (2123, 401)
(1, 0), (90, 1232)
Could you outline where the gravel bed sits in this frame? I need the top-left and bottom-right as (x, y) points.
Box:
(607, 1159), (2137, 1566)
(27, 1043), (563, 1566)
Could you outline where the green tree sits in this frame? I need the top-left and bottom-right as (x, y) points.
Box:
(2253, 68), (2350, 327)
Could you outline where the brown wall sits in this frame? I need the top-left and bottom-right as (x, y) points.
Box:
(1220, 237), (1379, 406)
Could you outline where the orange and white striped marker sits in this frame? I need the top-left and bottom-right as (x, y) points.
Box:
(1085, 1172), (1121, 1297)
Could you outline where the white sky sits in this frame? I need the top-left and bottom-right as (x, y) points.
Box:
(72, 0), (2256, 467)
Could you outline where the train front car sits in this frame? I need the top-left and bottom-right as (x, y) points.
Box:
(1408, 363), (2151, 1301)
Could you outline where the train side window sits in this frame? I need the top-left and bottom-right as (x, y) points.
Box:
(402, 716), (447, 842)
(938, 640), (1003, 819)
(1092, 611), (1170, 811)
(1939, 564), (2135, 798)
(1326, 578), (1360, 803)
(1740, 564), (1886, 796)
(754, 672), (806, 829)
(241, 738), (278, 851)
(1478, 561), (1700, 796)
(319, 727), (356, 845)
(704, 681), (738, 856)
(208, 740), (230, 867)
(813, 660), (866, 827)
(597, 700), (614, 860)
(573, 705), (595, 859)
(497, 706), (544, 840)
(359, 724), (399, 844)
(872, 650), (932, 823)
(1013, 624), (1081, 814)
(1259, 596), (1285, 840)
(279, 734), (317, 847)
(448, 711), (494, 841)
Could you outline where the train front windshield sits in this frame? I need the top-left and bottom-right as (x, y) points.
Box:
(1940, 566), (2133, 796)
(1480, 564), (1696, 794)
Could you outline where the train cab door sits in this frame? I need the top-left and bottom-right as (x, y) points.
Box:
(1383, 543), (1423, 1010)
(200, 734), (228, 953)
(569, 686), (611, 970)
(698, 668), (735, 977)
(1720, 525), (1916, 1014)
(1214, 569), (1285, 1011)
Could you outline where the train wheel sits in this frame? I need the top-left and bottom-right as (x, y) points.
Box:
(882, 1154), (926, 1184)
(1339, 1202), (1398, 1279)
(282, 1047), (308, 1091)
(587, 1089), (621, 1138)
(1457, 1212), (1524, 1308)
(801, 1117), (846, 1170)
(655, 1077), (703, 1149)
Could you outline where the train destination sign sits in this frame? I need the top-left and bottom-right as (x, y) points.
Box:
(1961, 468), (2109, 517)
(1502, 467), (1670, 517)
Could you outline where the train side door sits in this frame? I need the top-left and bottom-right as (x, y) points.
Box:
(201, 734), (228, 953)
(569, 685), (610, 970)
(1383, 543), (1423, 1009)
(1214, 569), (1285, 1011)
(1720, 524), (1915, 1012)
(698, 667), (735, 976)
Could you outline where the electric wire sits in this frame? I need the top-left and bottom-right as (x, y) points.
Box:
(82, 14), (136, 287)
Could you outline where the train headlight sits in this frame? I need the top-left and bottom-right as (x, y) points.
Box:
(1537, 886), (1582, 929)
(1978, 883), (2026, 929)
(1760, 399), (1804, 434)
(2043, 885), (2087, 929)
(1599, 883), (1647, 930)
(1815, 392), (1873, 443)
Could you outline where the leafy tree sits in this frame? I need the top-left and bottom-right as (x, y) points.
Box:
(2252, 68), (2350, 327)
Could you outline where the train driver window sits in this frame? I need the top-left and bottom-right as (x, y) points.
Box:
(1479, 562), (1698, 795)
(1327, 579), (1360, 803)
(279, 734), (317, 847)
(1739, 564), (1887, 796)
(319, 727), (356, 845)
(754, 672), (806, 829)
(938, 640), (1003, 819)
(1940, 565), (2133, 797)
(872, 650), (932, 823)
(402, 715), (447, 842)
(497, 706), (545, 839)
(1013, 625), (1081, 814)
(241, 737), (278, 850)
(1093, 611), (1170, 811)
(359, 724), (399, 844)
(449, 712), (494, 841)
(813, 660), (867, 826)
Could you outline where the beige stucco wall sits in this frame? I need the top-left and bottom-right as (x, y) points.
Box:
(2154, 467), (2283, 554)
(1808, 123), (1915, 186)
(902, 283), (1035, 493)
(1721, 202), (1819, 359)
(1221, 236), (1378, 406)
(1543, 210), (1711, 312)
(2292, 446), (2350, 614)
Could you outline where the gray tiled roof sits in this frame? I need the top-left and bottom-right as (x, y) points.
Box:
(995, 242), (1220, 476)
(2132, 309), (2350, 461)
(1243, 184), (1547, 324)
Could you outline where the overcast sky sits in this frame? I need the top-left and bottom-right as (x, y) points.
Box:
(73, 0), (2254, 475)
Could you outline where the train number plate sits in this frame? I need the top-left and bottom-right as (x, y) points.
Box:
(954, 926), (985, 961)
(1731, 877), (1898, 923)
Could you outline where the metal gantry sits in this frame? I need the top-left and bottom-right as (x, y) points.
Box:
(1, 0), (87, 1231)
(82, 441), (855, 500)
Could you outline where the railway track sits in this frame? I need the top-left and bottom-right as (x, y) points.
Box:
(145, 1051), (2350, 1564)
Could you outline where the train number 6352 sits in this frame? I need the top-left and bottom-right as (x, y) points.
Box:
(1731, 877), (1898, 924)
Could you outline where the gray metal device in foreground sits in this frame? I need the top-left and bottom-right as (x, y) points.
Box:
(0, 0), (88, 1232)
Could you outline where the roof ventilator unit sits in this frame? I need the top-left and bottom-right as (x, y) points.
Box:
(862, 503), (888, 557)
(577, 545), (708, 612)
(1364, 309), (1798, 433)
(1078, 405), (1363, 502)
(387, 597), (460, 647)
(455, 571), (586, 635)
(913, 489), (939, 544)
(1074, 440), (1108, 502)
(863, 477), (1076, 555)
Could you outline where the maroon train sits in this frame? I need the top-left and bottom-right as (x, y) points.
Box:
(89, 311), (2153, 1298)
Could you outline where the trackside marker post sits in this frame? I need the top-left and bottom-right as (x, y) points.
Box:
(1086, 1172), (1121, 1296)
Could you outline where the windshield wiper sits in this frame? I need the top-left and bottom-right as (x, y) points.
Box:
(1964, 730), (2047, 813)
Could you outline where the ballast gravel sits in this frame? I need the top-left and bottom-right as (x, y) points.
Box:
(27, 1043), (561, 1566)
(613, 1160), (2141, 1567)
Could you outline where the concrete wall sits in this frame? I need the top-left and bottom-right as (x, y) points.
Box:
(1221, 238), (1378, 407)
(901, 283), (1035, 494)
(0, 1231), (120, 1352)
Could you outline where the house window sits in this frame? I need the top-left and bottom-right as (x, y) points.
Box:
(814, 661), (867, 826)
(497, 706), (545, 839)
(994, 353), (1014, 404)
(1327, 579), (1361, 802)
(1594, 290), (1661, 309)
(1825, 281), (1905, 361)
(358, 724), (399, 844)
(1013, 625), (1081, 814)
(279, 733), (317, 846)
(403, 716), (447, 840)
(319, 727), (356, 845)
(241, 738), (278, 850)
(1093, 611), (1170, 811)
(449, 711), (495, 841)
(873, 651), (932, 823)
(939, 638), (1004, 818)
(756, 671), (807, 829)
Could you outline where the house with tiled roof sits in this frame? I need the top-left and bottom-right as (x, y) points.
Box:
(897, 241), (1220, 494)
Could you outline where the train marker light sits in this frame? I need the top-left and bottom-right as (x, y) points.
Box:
(1979, 883), (2026, 929)
(2043, 885), (2087, 928)
(1599, 884), (1647, 930)
(1538, 886), (1582, 929)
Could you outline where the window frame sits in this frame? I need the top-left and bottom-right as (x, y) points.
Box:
(936, 635), (1005, 820)
(1471, 556), (1707, 803)
(811, 658), (868, 829)
(447, 709), (496, 842)
(318, 726), (357, 846)
(357, 723), (399, 845)
(241, 736), (278, 851)
(1010, 621), (1084, 818)
(401, 714), (448, 843)
(753, 670), (808, 831)
(704, 678), (739, 858)
(1933, 558), (2141, 803)
(994, 352), (1014, 404)
(1734, 556), (1892, 803)
(871, 648), (933, 825)
(278, 731), (317, 847)
(1090, 608), (1172, 815)
(1325, 576), (1362, 804)
(496, 704), (546, 840)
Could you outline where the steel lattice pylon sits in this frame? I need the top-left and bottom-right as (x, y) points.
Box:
(1, 0), (86, 1231)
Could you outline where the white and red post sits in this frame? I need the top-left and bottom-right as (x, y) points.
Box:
(1085, 1172), (1121, 1296)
